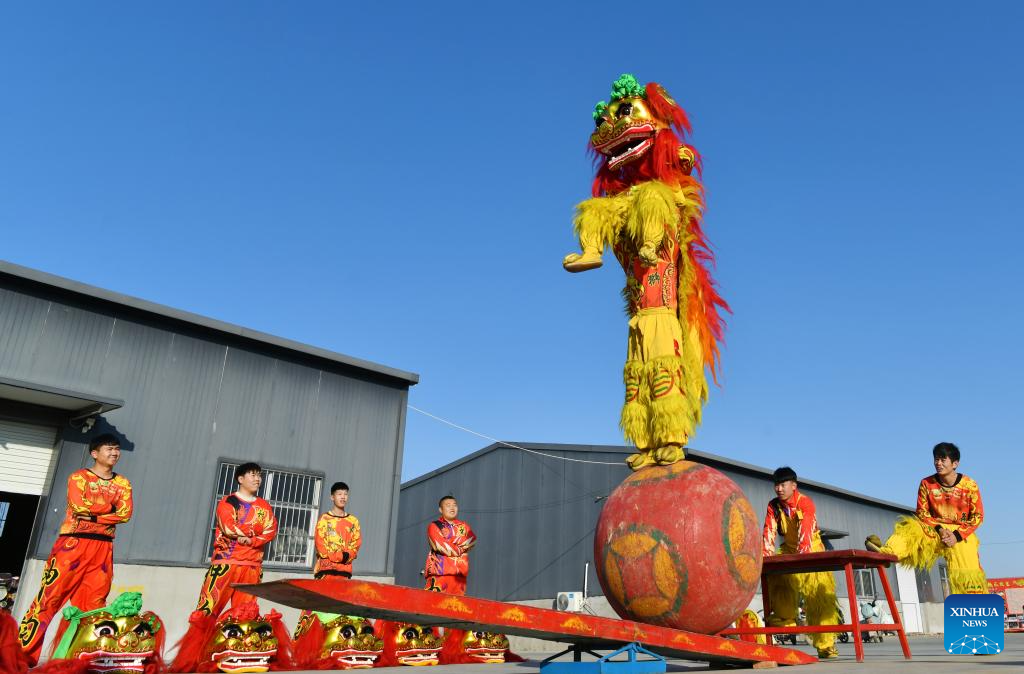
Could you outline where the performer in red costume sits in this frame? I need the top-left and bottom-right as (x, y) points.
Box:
(194, 462), (277, 616)
(423, 496), (475, 595)
(18, 434), (133, 666)
(314, 481), (361, 579)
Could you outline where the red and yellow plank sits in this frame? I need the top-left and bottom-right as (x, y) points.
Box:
(240, 579), (815, 666)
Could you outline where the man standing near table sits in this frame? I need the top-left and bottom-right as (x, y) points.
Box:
(762, 466), (840, 660)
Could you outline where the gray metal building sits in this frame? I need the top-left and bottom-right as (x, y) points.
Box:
(398, 442), (950, 635)
(0, 260), (417, 644)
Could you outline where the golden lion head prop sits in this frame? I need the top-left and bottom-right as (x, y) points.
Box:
(292, 612), (383, 669)
(169, 602), (292, 673)
(39, 592), (164, 674)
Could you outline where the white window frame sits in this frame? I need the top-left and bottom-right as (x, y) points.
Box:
(854, 568), (877, 599)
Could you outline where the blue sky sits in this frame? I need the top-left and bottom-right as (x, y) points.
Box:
(2, 3), (1021, 576)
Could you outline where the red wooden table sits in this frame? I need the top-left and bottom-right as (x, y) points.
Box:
(719, 549), (911, 662)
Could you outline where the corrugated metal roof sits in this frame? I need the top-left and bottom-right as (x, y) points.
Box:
(402, 441), (914, 513)
(0, 259), (419, 385)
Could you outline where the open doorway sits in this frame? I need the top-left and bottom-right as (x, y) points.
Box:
(0, 418), (60, 610)
(0, 492), (39, 575)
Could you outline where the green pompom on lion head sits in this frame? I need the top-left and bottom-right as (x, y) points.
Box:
(610, 74), (645, 101)
(593, 100), (608, 121)
(108, 592), (144, 618)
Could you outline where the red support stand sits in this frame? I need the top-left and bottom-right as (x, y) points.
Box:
(720, 549), (912, 663)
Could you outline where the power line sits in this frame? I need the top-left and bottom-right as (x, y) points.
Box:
(407, 404), (624, 466)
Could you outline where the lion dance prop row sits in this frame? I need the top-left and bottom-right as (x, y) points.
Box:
(564, 73), (729, 471)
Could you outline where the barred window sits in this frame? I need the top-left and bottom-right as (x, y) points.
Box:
(938, 564), (950, 599)
(854, 568), (876, 598)
(205, 461), (323, 569)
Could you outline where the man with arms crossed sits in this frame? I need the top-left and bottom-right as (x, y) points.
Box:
(314, 481), (361, 579)
(195, 462), (277, 615)
(19, 434), (133, 666)
(423, 495), (475, 595)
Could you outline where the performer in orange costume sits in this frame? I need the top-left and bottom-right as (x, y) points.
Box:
(761, 467), (839, 660)
(18, 434), (133, 666)
(194, 462), (277, 616)
(867, 442), (986, 594)
(314, 482), (361, 580)
(292, 480), (365, 667)
(423, 496), (475, 595)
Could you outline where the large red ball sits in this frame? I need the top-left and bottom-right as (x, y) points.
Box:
(594, 461), (762, 634)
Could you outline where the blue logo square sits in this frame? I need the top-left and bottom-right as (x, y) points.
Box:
(944, 593), (1003, 655)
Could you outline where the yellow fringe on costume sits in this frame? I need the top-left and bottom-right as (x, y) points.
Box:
(949, 568), (988, 595)
(765, 571), (839, 652)
(882, 516), (988, 594)
(885, 516), (945, 571)
(575, 181), (710, 452)
(620, 361), (650, 449)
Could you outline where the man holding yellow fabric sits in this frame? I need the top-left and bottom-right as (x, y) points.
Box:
(867, 442), (986, 594)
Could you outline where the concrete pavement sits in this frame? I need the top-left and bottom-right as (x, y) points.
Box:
(271, 633), (1023, 673)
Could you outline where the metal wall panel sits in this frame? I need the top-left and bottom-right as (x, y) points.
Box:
(398, 445), (920, 603)
(0, 278), (409, 577)
(26, 302), (115, 392)
(120, 333), (227, 563)
(307, 371), (404, 575)
(0, 288), (52, 376)
(396, 446), (630, 600)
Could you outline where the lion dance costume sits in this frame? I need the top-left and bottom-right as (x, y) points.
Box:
(563, 73), (728, 471)
(33, 591), (165, 674)
(870, 473), (986, 594)
(170, 601), (293, 673)
(762, 489), (840, 659)
(292, 612), (383, 670)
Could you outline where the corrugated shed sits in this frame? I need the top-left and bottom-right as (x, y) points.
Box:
(398, 443), (929, 603)
(0, 266), (414, 577)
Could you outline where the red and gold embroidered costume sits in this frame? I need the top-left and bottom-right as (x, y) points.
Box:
(875, 474), (986, 593)
(761, 490), (839, 656)
(195, 494), (277, 616)
(563, 73), (728, 471)
(292, 511), (364, 643)
(19, 469), (133, 666)
(423, 518), (475, 596)
(314, 513), (361, 579)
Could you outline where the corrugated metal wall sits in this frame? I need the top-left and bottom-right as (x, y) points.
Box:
(0, 280), (409, 576)
(397, 445), (626, 601)
(398, 444), (940, 602)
